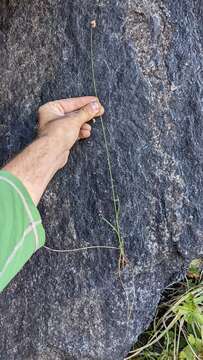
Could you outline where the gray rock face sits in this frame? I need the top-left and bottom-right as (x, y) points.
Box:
(0, 0), (202, 359)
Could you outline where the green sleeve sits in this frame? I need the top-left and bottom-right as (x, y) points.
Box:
(0, 170), (45, 292)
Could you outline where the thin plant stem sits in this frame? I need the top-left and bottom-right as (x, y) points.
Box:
(173, 322), (177, 359)
(90, 25), (125, 266)
(44, 245), (119, 253)
(176, 318), (184, 356)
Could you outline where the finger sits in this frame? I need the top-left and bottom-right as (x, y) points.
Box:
(72, 101), (104, 127)
(78, 129), (91, 139)
(81, 123), (92, 131)
(52, 96), (98, 114)
(38, 97), (102, 127)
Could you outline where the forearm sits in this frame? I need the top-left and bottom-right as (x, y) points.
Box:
(3, 135), (63, 205)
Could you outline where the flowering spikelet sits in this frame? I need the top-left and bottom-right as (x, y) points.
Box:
(90, 20), (97, 28)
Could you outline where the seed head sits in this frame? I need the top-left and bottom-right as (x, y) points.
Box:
(90, 20), (97, 28)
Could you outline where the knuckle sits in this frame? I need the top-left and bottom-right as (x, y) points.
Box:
(38, 104), (48, 117)
(38, 101), (53, 113)
(37, 106), (44, 115)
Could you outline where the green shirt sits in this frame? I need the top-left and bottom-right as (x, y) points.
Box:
(0, 170), (45, 292)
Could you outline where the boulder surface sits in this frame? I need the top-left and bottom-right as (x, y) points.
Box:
(0, 0), (202, 359)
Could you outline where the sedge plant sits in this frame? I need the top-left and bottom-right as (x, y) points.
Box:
(90, 20), (126, 270)
(44, 21), (126, 265)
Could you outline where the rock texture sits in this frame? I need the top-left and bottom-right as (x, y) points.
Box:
(0, 0), (203, 359)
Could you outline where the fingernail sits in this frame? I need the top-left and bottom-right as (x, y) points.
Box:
(90, 101), (100, 112)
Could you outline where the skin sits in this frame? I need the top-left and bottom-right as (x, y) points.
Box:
(3, 97), (104, 205)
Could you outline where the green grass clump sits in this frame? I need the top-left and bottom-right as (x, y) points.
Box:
(126, 259), (203, 360)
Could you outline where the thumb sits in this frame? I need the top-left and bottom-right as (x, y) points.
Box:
(73, 100), (104, 126)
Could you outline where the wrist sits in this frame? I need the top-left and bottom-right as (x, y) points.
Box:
(37, 134), (69, 170)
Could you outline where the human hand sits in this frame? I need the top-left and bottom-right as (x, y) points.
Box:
(3, 97), (104, 205)
(38, 96), (104, 168)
